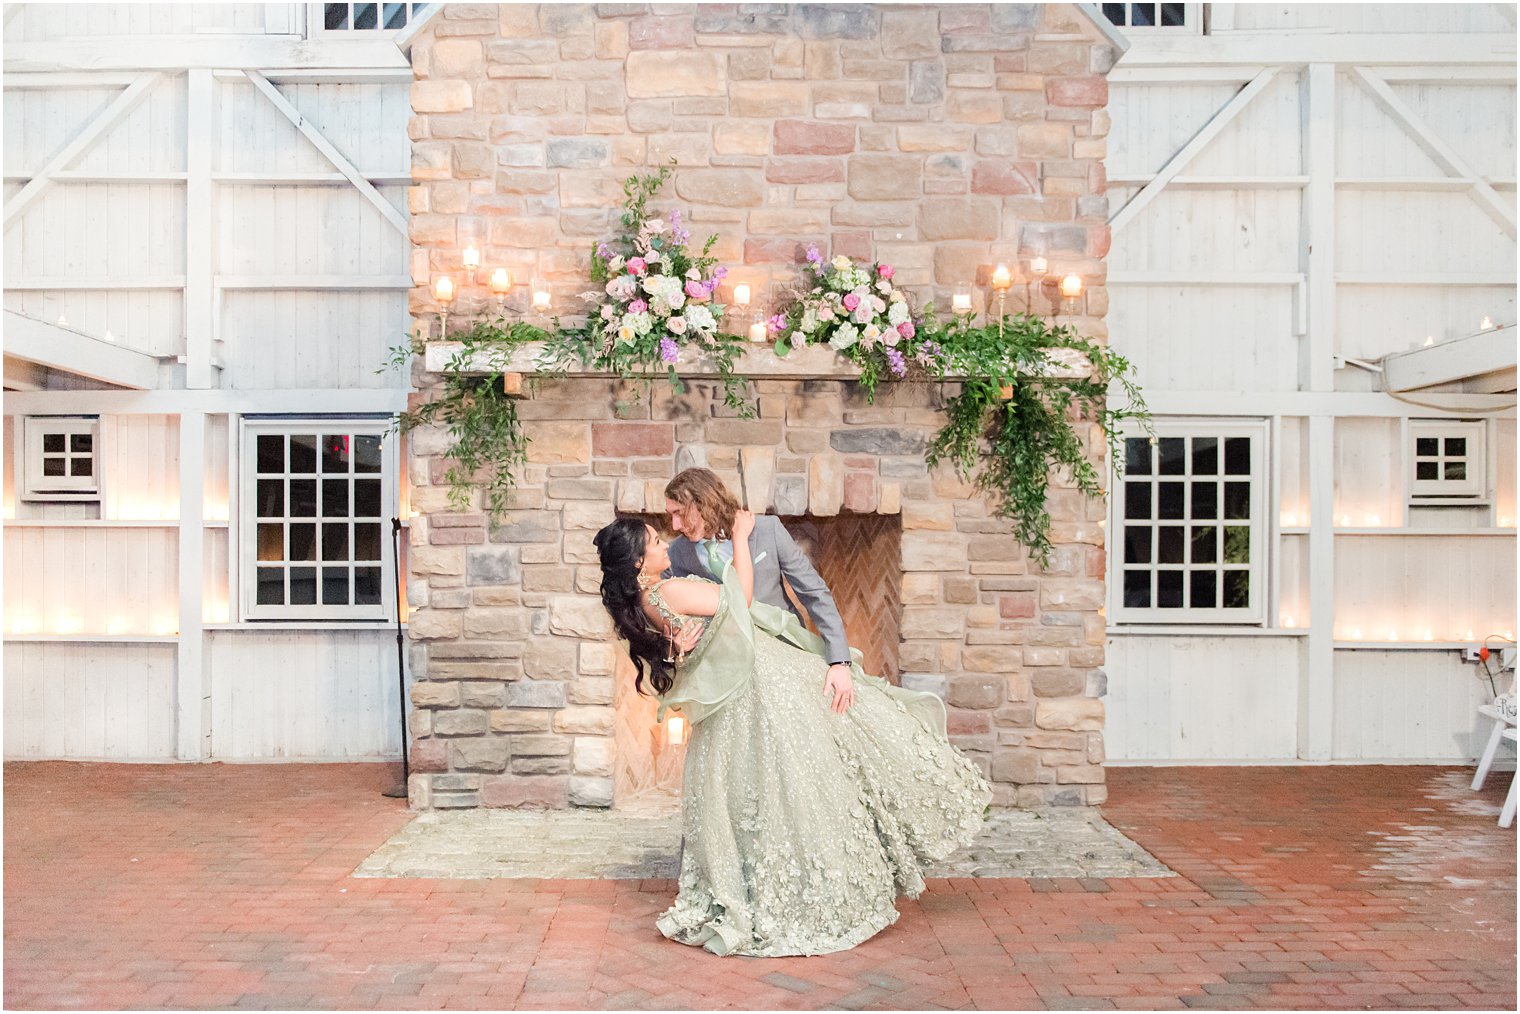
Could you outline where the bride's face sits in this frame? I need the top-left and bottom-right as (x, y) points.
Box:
(640, 524), (670, 575)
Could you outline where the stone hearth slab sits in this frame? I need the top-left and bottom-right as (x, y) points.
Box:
(352, 806), (1175, 880)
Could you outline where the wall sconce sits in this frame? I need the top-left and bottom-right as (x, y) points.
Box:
(531, 277), (551, 320)
(434, 275), (455, 336)
(462, 246), (480, 284)
(489, 268), (512, 317)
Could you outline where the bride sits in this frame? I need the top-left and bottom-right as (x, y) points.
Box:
(593, 509), (991, 957)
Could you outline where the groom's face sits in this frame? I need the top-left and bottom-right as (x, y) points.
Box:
(664, 497), (707, 541)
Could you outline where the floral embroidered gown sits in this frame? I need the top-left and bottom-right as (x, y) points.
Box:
(645, 570), (992, 957)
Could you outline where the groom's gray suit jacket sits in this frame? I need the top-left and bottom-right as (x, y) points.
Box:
(668, 514), (850, 666)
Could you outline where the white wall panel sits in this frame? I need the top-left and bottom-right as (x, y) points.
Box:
(1105, 287), (1298, 391)
(1332, 418), (1401, 527)
(1495, 419), (1516, 524)
(1336, 192), (1515, 276)
(1105, 635), (1302, 760)
(215, 185), (407, 275)
(1332, 650), (1496, 760)
(1108, 80), (1304, 178)
(218, 290), (408, 389)
(1334, 286), (1516, 360)
(101, 414), (180, 520)
(1228, 4), (1515, 34)
(277, 82), (413, 175)
(2, 85), (121, 174)
(3, 527), (179, 634)
(8, 4), (270, 42)
(1108, 189), (1302, 274)
(3, 642), (178, 759)
(1335, 535), (1517, 642)
(206, 629), (403, 760)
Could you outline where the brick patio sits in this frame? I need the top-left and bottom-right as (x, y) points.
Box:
(4, 763), (1514, 1011)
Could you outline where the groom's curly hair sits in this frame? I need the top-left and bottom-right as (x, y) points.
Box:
(664, 467), (739, 540)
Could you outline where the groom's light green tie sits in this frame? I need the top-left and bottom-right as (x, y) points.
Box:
(704, 540), (724, 577)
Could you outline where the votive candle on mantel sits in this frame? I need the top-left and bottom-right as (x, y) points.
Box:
(433, 276), (455, 304)
(1060, 273), (1083, 299)
(531, 279), (551, 311)
(748, 320), (767, 342)
(1028, 255), (1048, 276)
(489, 268), (512, 295)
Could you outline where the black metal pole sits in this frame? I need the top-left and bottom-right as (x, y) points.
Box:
(382, 516), (410, 799)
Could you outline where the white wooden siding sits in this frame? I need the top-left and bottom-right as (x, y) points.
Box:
(4, 527), (179, 634)
(3, 642), (178, 759)
(1224, 4), (1516, 37)
(7, 4), (274, 41)
(1331, 650), (1493, 760)
(206, 629), (402, 760)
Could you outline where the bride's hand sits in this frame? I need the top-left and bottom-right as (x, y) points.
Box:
(731, 509), (755, 542)
(671, 619), (704, 656)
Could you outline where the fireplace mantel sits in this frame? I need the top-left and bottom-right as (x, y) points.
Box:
(421, 341), (1091, 381)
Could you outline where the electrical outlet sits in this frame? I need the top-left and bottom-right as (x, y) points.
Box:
(1464, 646), (1519, 670)
(1463, 647), (1484, 663)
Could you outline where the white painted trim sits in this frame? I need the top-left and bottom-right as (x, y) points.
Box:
(3, 171), (190, 184)
(1350, 66), (1518, 239)
(3, 72), (159, 227)
(1071, 3), (1134, 54)
(1303, 63), (1337, 395)
(185, 69), (214, 391)
(243, 71), (409, 238)
(1302, 414), (1336, 761)
(1108, 271), (1304, 286)
(1337, 177), (1517, 192)
(1336, 273), (1516, 287)
(393, 3), (444, 52)
(1109, 68), (1279, 235)
(1115, 33), (1518, 68)
(4, 38), (412, 72)
(215, 274), (413, 290)
(1107, 175), (1309, 190)
(211, 171), (410, 185)
(1136, 392), (1516, 418)
(2, 311), (162, 389)
(5, 277), (186, 289)
(176, 411), (207, 760)
(210, 68), (413, 84)
(3, 390), (407, 415)
(1383, 327), (1518, 392)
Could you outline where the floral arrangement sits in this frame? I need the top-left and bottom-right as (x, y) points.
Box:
(771, 247), (941, 397)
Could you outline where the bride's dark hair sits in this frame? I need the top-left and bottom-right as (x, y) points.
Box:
(593, 517), (673, 696)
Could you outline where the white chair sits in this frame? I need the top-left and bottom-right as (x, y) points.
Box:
(1472, 699), (1517, 791)
(1502, 729), (1517, 830)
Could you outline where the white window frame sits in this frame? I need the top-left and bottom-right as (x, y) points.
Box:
(238, 416), (397, 622)
(1407, 419), (1486, 502)
(1110, 418), (1269, 625)
(1100, 2), (1205, 34)
(22, 415), (100, 501)
(306, 1), (429, 39)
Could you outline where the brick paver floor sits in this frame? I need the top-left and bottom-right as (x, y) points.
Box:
(5, 762), (1515, 1010)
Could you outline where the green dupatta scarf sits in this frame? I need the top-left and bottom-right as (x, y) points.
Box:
(657, 565), (949, 738)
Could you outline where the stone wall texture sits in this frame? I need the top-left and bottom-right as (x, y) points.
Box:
(404, 3), (1118, 810)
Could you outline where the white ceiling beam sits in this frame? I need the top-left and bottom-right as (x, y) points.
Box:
(2, 388), (408, 415)
(1116, 33), (1518, 68)
(243, 71), (409, 239)
(1350, 66), (1517, 239)
(2, 310), (162, 389)
(4, 37), (410, 72)
(215, 274), (413, 290)
(1381, 326), (1518, 393)
(1108, 67), (1279, 235)
(4, 72), (158, 228)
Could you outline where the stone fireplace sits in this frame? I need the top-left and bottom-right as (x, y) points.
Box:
(401, 3), (1118, 810)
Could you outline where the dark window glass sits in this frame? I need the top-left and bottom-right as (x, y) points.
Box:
(322, 435), (350, 473)
(69, 433), (92, 453)
(354, 434), (383, 473)
(1190, 570), (1217, 608)
(1161, 2), (1186, 26)
(1190, 526), (1217, 564)
(1123, 570), (1150, 607)
(42, 458), (65, 476)
(1224, 481), (1251, 519)
(383, 3), (408, 29)
(1191, 437), (1218, 475)
(1444, 437), (1466, 456)
(257, 479), (284, 518)
(257, 523), (283, 562)
(1103, 2), (1126, 25)
(1223, 527), (1250, 564)
(256, 566), (284, 605)
(354, 478), (382, 518)
(43, 433), (64, 453)
(1157, 526), (1185, 564)
(1124, 526), (1151, 564)
(355, 523), (382, 561)
(322, 523), (349, 562)
(289, 567), (317, 605)
(289, 434), (318, 474)
(1223, 570), (1250, 608)
(1131, 3), (1156, 26)
(70, 458), (93, 477)
(324, 3), (349, 30)
(1224, 437), (1250, 475)
(1157, 570), (1183, 607)
(322, 479), (349, 517)
(1158, 437), (1185, 474)
(1125, 482), (1152, 519)
(322, 567), (350, 605)
(289, 523), (317, 562)
(354, 3), (377, 29)
(355, 567), (382, 605)
(1125, 437), (1151, 475)
(1416, 461), (1439, 480)
(289, 479), (317, 517)
(1444, 461), (1466, 481)
(257, 434), (284, 474)
(1191, 482), (1217, 520)
(1158, 482), (1185, 519)
(1416, 437), (1438, 456)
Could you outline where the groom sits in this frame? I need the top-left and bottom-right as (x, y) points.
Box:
(663, 467), (856, 714)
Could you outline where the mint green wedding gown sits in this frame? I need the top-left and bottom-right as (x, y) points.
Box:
(646, 568), (992, 957)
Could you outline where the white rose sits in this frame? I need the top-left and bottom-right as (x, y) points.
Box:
(888, 302), (909, 326)
(789, 330), (808, 347)
(829, 323), (859, 350)
(831, 255), (852, 272)
(686, 268), (701, 281)
(668, 315), (687, 335)
(685, 305), (716, 331)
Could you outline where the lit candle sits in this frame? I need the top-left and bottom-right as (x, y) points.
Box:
(1282, 614), (1296, 628)
(748, 320), (767, 342)
(1423, 335), (1435, 346)
(951, 293), (973, 315)
(532, 281), (551, 311)
(733, 283), (751, 307)
(1499, 516), (1515, 528)
(1349, 628), (1363, 640)
(56, 314), (68, 326)
(489, 268), (512, 295)
(1060, 273), (1083, 299)
(1422, 630), (1434, 641)
(667, 714), (687, 746)
(1028, 255), (1048, 276)
(1480, 316), (1495, 330)
(1367, 513), (1381, 526)
(1281, 512), (1297, 527)
(991, 263), (1012, 290)
(102, 330), (115, 343)
(462, 246), (480, 271)
(433, 276), (455, 304)
(1386, 628), (1398, 642)
(1338, 515), (1350, 527)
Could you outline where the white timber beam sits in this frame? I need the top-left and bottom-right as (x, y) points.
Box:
(3, 72), (159, 228)
(3, 37), (411, 73)
(1108, 67), (1279, 235)
(2, 310), (162, 389)
(244, 71), (409, 239)
(1381, 326), (1518, 393)
(1136, 391), (1516, 417)
(1302, 63), (1337, 394)
(185, 68), (213, 390)
(1116, 34), (1518, 69)
(175, 410), (208, 761)
(2, 388), (408, 416)
(1351, 66), (1517, 240)
(215, 274), (413, 290)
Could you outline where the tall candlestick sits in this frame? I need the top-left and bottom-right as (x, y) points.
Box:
(733, 283), (751, 307)
(489, 268), (511, 295)
(434, 276), (454, 304)
(1060, 273), (1083, 299)
(991, 263), (1012, 290)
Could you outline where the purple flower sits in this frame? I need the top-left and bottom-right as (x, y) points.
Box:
(659, 337), (680, 364)
(712, 266), (729, 282)
(805, 244), (823, 267)
(767, 313), (787, 333)
(597, 241), (611, 260)
(885, 348), (907, 378)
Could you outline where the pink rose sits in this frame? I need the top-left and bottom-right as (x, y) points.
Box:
(878, 264), (895, 280)
(684, 280), (709, 302)
(627, 257), (647, 276)
(842, 293), (861, 311)
(898, 321), (916, 339)
(628, 299), (648, 314)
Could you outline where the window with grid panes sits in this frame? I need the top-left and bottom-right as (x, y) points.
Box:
(1113, 421), (1267, 624)
(240, 419), (393, 621)
(1101, 2), (1201, 32)
(23, 416), (99, 501)
(1408, 419), (1485, 500)
(319, 2), (428, 32)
